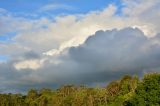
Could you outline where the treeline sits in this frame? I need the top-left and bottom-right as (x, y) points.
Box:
(0, 73), (160, 106)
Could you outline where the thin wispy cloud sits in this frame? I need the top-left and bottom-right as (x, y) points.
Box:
(0, 8), (7, 14)
(39, 4), (75, 12)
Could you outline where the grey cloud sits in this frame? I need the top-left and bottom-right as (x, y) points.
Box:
(0, 62), (30, 93)
(70, 28), (147, 71)
(23, 51), (40, 59)
(34, 28), (160, 86)
(1, 27), (160, 93)
(64, 28), (160, 83)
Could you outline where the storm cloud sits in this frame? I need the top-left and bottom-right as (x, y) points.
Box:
(1, 27), (160, 92)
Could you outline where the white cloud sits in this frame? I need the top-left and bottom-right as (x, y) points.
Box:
(122, 0), (159, 16)
(122, 0), (160, 36)
(14, 59), (43, 70)
(39, 4), (74, 12)
(1, 1), (160, 56)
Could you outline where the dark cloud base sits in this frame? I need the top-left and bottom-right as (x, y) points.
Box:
(0, 27), (160, 93)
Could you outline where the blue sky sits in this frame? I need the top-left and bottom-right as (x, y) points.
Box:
(0, 32), (16, 42)
(0, 0), (122, 17)
(0, 55), (8, 62)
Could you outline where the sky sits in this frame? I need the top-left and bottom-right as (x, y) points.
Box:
(0, 0), (160, 93)
(0, 0), (121, 14)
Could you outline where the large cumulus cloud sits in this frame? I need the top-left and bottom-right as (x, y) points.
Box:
(0, 0), (160, 57)
(1, 27), (160, 92)
(0, 0), (160, 93)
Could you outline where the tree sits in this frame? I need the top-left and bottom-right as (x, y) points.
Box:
(0, 73), (159, 106)
(125, 73), (160, 106)
(25, 89), (38, 105)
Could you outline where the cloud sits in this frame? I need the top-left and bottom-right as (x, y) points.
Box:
(39, 4), (74, 12)
(122, 0), (160, 36)
(14, 59), (42, 70)
(1, 27), (160, 92)
(0, 8), (7, 14)
(0, 0), (160, 56)
(0, 0), (160, 92)
(40, 28), (160, 85)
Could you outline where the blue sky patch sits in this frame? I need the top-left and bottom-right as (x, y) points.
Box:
(0, 55), (9, 62)
(0, 32), (16, 43)
(0, 0), (122, 17)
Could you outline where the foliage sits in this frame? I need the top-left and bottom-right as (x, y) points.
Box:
(0, 73), (159, 106)
(125, 73), (160, 106)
